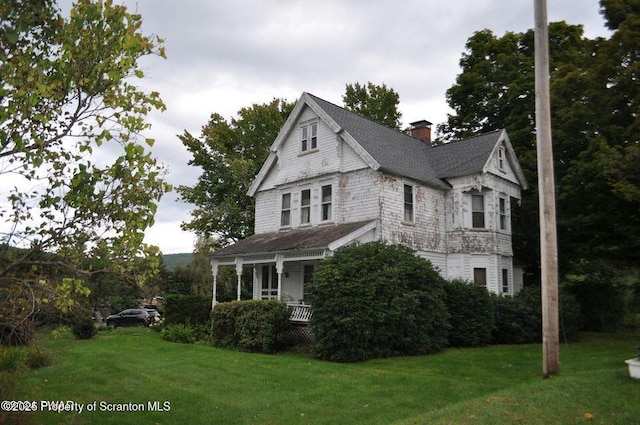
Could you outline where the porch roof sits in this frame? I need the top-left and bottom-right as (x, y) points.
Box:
(210, 220), (376, 259)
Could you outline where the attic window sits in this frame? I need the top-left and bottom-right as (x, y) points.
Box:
(301, 123), (318, 152)
(498, 147), (505, 171)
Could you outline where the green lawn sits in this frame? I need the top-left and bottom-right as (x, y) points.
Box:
(12, 328), (640, 425)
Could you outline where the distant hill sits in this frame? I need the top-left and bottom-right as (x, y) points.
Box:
(162, 253), (193, 271)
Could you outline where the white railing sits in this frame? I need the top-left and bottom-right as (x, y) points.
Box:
(287, 303), (312, 323)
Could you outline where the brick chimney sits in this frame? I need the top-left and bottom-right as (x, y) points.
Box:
(408, 120), (432, 145)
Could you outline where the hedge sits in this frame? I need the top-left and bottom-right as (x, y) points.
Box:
(443, 279), (495, 347)
(210, 300), (292, 353)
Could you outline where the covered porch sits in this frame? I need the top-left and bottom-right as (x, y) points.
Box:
(209, 220), (377, 318)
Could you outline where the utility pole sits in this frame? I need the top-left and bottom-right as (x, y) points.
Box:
(534, 0), (560, 378)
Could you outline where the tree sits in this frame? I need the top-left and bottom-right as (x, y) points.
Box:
(178, 99), (295, 244)
(342, 82), (402, 129)
(1, 0), (170, 341)
(439, 1), (640, 329)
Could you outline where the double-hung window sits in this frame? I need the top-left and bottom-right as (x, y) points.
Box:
(502, 269), (509, 293)
(300, 189), (311, 224)
(321, 185), (332, 221)
(472, 194), (485, 228)
(403, 184), (414, 222)
(499, 197), (507, 231)
(301, 123), (318, 153)
(281, 193), (291, 227)
(498, 147), (505, 171)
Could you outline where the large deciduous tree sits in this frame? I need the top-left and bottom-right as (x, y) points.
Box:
(343, 82), (402, 129)
(0, 0), (170, 342)
(439, 0), (640, 329)
(178, 99), (295, 245)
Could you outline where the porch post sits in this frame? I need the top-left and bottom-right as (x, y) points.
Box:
(211, 260), (219, 310)
(275, 254), (284, 301)
(235, 258), (243, 301)
(252, 266), (259, 300)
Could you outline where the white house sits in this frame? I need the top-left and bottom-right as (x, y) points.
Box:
(209, 92), (528, 308)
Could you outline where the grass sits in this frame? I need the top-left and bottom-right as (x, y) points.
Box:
(10, 328), (640, 425)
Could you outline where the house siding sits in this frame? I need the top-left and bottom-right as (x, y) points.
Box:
(220, 94), (528, 299)
(376, 173), (447, 253)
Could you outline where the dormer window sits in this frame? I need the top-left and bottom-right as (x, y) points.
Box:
(301, 123), (318, 153)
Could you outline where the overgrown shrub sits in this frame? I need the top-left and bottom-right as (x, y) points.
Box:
(564, 268), (625, 332)
(163, 294), (210, 326)
(491, 292), (540, 345)
(162, 324), (197, 344)
(308, 242), (449, 363)
(491, 286), (582, 344)
(211, 300), (292, 353)
(443, 279), (494, 347)
(71, 316), (98, 340)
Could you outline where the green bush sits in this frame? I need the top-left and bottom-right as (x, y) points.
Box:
(162, 324), (197, 344)
(211, 300), (292, 353)
(308, 242), (449, 362)
(491, 292), (539, 345)
(163, 294), (211, 326)
(491, 286), (582, 344)
(71, 317), (98, 340)
(443, 279), (495, 347)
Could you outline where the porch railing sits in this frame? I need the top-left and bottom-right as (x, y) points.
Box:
(287, 303), (312, 323)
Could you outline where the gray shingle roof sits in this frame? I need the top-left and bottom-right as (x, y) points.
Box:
(210, 220), (375, 258)
(428, 129), (504, 178)
(306, 94), (503, 189)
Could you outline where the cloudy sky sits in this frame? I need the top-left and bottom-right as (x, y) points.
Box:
(75, 0), (610, 254)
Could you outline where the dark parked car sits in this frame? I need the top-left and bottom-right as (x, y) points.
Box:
(143, 308), (162, 322)
(106, 309), (152, 328)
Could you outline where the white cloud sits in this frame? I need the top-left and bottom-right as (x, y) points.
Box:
(23, 0), (611, 254)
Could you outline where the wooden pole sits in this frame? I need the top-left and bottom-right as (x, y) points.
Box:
(534, 0), (560, 378)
